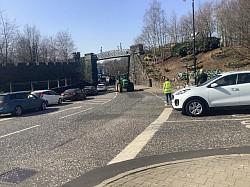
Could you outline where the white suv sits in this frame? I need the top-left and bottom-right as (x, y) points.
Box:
(172, 71), (250, 116)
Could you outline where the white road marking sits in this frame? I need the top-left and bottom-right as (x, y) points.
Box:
(166, 117), (250, 123)
(108, 108), (172, 165)
(232, 114), (250, 118)
(49, 106), (82, 115)
(245, 125), (250, 128)
(59, 107), (94, 119)
(241, 121), (250, 125)
(0, 118), (12, 122)
(0, 125), (40, 139)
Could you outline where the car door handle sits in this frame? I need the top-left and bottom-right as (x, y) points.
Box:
(231, 88), (239, 91)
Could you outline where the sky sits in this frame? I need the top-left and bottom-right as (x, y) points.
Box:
(0, 0), (207, 56)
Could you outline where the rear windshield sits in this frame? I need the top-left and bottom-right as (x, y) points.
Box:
(33, 93), (41, 98)
(64, 89), (76, 93)
(0, 95), (6, 101)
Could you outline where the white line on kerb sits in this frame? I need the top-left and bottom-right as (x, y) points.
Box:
(0, 125), (40, 139)
(108, 108), (172, 165)
(59, 107), (94, 119)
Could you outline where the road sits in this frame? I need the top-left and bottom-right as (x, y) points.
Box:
(1, 88), (250, 187)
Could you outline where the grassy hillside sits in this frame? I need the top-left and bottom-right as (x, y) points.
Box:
(143, 47), (250, 87)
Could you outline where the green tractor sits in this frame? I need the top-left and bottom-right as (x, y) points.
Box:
(116, 74), (134, 92)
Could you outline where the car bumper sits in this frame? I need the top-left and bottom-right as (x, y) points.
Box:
(0, 106), (11, 114)
(171, 95), (185, 110)
(62, 96), (77, 101)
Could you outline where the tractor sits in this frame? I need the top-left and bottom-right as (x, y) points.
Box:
(115, 74), (134, 92)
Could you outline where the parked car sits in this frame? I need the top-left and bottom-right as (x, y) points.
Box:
(61, 88), (86, 101)
(97, 83), (107, 92)
(172, 71), (250, 117)
(0, 91), (47, 116)
(84, 86), (98, 96)
(31, 90), (62, 105)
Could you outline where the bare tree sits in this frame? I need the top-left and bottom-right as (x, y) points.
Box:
(136, 0), (169, 61)
(0, 11), (18, 65)
(55, 30), (75, 62)
(168, 11), (179, 44)
(196, 1), (215, 38)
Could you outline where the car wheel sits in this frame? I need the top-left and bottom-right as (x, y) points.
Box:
(13, 106), (22, 116)
(77, 95), (81, 101)
(58, 98), (63, 104)
(185, 99), (205, 117)
(41, 102), (47, 110)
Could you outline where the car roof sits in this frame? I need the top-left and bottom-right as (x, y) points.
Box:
(0, 91), (30, 96)
(219, 70), (250, 76)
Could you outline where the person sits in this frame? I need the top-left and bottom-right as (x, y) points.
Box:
(197, 69), (208, 85)
(163, 78), (172, 106)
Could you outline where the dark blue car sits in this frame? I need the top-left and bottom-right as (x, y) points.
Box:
(0, 91), (47, 116)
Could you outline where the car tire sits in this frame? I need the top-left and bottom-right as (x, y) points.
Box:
(184, 99), (205, 117)
(77, 95), (81, 101)
(58, 98), (63, 104)
(41, 102), (47, 110)
(13, 106), (22, 116)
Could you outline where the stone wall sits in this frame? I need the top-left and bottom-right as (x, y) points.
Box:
(0, 62), (80, 84)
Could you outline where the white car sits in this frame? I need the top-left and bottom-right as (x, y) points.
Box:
(97, 84), (107, 92)
(172, 71), (250, 116)
(31, 90), (63, 105)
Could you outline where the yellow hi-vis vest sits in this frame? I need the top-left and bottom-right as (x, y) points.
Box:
(164, 81), (172, 94)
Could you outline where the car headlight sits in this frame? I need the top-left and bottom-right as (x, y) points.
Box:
(175, 88), (190, 95)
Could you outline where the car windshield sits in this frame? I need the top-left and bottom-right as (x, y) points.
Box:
(197, 75), (222, 86)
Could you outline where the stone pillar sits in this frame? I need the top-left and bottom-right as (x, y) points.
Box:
(84, 53), (98, 85)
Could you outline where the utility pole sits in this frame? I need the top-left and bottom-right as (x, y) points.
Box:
(183, 0), (196, 85)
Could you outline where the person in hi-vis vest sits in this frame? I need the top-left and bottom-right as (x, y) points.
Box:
(163, 78), (172, 106)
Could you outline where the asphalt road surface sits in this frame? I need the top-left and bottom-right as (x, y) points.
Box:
(1, 89), (250, 187)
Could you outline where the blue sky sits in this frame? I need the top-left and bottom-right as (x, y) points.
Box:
(0, 0), (207, 56)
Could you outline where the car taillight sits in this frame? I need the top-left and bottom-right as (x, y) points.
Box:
(61, 93), (64, 96)
(71, 92), (76, 96)
(40, 93), (44, 97)
(0, 101), (7, 105)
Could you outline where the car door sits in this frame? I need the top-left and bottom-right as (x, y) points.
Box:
(48, 90), (58, 104)
(238, 73), (250, 105)
(76, 88), (82, 98)
(208, 74), (239, 107)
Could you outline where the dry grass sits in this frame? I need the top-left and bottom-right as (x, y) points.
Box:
(154, 47), (250, 80)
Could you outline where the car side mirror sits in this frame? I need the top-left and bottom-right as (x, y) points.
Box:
(210, 83), (218, 88)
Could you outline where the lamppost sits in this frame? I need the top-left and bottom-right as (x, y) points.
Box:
(183, 0), (196, 85)
(191, 0), (197, 85)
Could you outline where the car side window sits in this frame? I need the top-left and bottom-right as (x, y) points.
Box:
(10, 94), (16, 100)
(16, 93), (26, 99)
(238, 73), (250, 84)
(51, 91), (56, 95)
(215, 74), (237, 86)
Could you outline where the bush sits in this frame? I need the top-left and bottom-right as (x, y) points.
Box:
(196, 37), (220, 52)
(171, 37), (220, 57)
